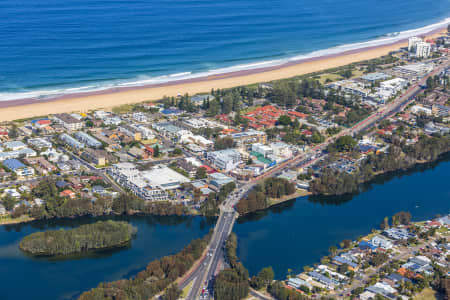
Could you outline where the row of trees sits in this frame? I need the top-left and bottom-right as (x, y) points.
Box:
(19, 220), (136, 256)
(311, 134), (450, 195)
(79, 231), (212, 300)
(236, 178), (296, 215)
(19, 178), (190, 221)
(214, 233), (250, 300)
(200, 182), (236, 216)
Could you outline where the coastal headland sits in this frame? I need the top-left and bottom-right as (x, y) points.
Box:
(0, 28), (446, 122)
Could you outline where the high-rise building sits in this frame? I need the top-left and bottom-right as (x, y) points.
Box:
(408, 36), (422, 52)
(415, 41), (431, 58)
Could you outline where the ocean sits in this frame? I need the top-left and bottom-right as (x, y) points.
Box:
(0, 0), (449, 101)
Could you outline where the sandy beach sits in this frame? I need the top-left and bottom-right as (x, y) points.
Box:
(0, 28), (446, 122)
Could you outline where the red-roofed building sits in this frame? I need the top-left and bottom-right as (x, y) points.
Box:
(200, 165), (216, 174)
(60, 189), (75, 199)
(288, 111), (308, 119)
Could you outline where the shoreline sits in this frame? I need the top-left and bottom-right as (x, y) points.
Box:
(0, 27), (447, 122)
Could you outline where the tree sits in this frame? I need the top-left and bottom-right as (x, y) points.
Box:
(329, 245), (338, 257)
(195, 167), (207, 179)
(328, 135), (357, 152)
(8, 124), (19, 139)
(277, 115), (292, 126)
(2, 194), (17, 211)
(214, 136), (235, 150)
(153, 145), (161, 157)
(171, 147), (182, 156)
(380, 216), (390, 230)
(163, 284), (181, 300)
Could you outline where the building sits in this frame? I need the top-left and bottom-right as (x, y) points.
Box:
(152, 122), (184, 140)
(74, 131), (102, 148)
(408, 36), (422, 52)
(361, 72), (390, 85)
(432, 104), (450, 117)
(190, 94), (215, 106)
(3, 159), (34, 177)
(207, 149), (242, 171)
(392, 63), (434, 78)
(226, 130), (267, 147)
(415, 41), (431, 58)
(2, 141), (27, 151)
(141, 165), (190, 190)
(369, 235), (393, 250)
(269, 142), (293, 158)
(59, 133), (85, 150)
(53, 113), (84, 130)
(82, 148), (108, 166)
(252, 143), (273, 157)
(108, 163), (169, 201)
(209, 172), (234, 190)
(380, 78), (408, 94)
(0, 147), (37, 161)
(27, 138), (52, 150)
(119, 125), (142, 141)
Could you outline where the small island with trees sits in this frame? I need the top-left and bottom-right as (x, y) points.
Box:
(19, 220), (137, 257)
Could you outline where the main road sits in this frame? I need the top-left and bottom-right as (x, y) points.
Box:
(180, 59), (449, 300)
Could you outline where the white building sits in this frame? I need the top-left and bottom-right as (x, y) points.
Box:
(252, 143), (273, 157)
(28, 138), (52, 150)
(408, 36), (422, 52)
(74, 131), (102, 148)
(53, 113), (84, 131)
(108, 163), (190, 201)
(2, 141), (27, 151)
(108, 163), (169, 201)
(207, 149), (242, 171)
(415, 41), (431, 58)
(269, 142), (292, 158)
(59, 133), (85, 150)
(370, 235), (393, 250)
(411, 105), (432, 115)
(132, 112), (148, 123)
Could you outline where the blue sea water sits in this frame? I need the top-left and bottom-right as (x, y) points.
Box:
(0, 0), (449, 101)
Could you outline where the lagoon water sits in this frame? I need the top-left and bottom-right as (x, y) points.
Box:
(0, 215), (214, 300)
(0, 158), (449, 299)
(234, 156), (450, 279)
(0, 0), (449, 100)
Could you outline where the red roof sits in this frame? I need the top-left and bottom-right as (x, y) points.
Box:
(200, 165), (216, 174)
(37, 120), (51, 125)
(288, 111), (308, 119)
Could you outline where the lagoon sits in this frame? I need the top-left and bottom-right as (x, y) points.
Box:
(234, 156), (450, 279)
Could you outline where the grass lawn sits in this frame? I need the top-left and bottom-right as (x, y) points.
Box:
(318, 73), (342, 84)
(413, 288), (438, 300)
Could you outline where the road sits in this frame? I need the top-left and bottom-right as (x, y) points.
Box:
(181, 59), (449, 299)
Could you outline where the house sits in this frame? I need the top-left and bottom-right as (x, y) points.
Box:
(91, 185), (106, 195)
(369, 235), (393, 250)
(0, 204), (7, 215)
(4, 188), (20, 198)
(119, 125), (142, 141)
(60, 189), (76, 199)
(56, 181), (69, 189)
(3, 141), (27, 151)
(3, 159), (34, 177)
